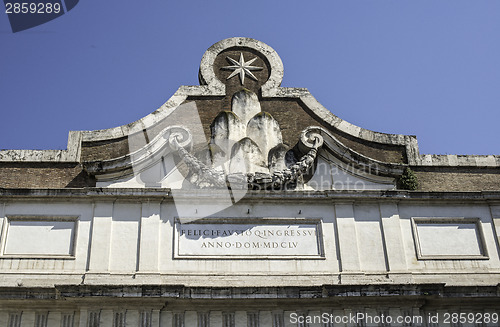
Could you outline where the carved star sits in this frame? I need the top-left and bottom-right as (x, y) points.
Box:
(222, 53), (263, 85)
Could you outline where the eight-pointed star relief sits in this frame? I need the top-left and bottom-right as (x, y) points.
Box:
(222, 53), (263, 85)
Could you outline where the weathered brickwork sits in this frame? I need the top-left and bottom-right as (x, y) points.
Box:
(415, 168), (500, 191)
(81, 136), (130, 161)
(0, 163), (94, 188)
(2, 162), (498, 190)
(78, 97), (406, 165)
(191, 97), (407, 163)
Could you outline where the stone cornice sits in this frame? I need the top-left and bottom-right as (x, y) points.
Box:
(1, 188), (499, 204)
(0, 284), (499, 301)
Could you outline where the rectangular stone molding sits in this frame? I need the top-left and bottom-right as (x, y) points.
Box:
(109, 203), (140, 272)
(139, 202), (161, 272)
(185, 311), (197, 327)
(1, 216), (77, 258)
(88, 202), (113, 271)
(379, 203), (407, 271)
(126, 310), (139, 327)
(47, 311), (61, 327)
(19, 311), (34, 327)
(234, 311), (246, 327)
(0, 311), (8, 326)
(412, 217), (489, 259)
(490, 205), (500, 247)
(151, 310), (160, 327)
(77, 309), (87, 327)
(174, 218), (324, 259)
(354, 205), (387, 272)
(259, 311), (272, 327)
(209, 311), (222, 327)
(100, 309), (113, 326)
(159, 311), (172, 327)
(334, 204), (361, 271)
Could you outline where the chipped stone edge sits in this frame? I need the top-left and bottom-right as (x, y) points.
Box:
(418, 154), (500, 167)
(265, 87), (422, 165)
(0, 130), (82, 162)
(1, 37), (498, 168)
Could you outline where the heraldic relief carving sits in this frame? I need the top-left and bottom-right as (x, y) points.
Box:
(85, 38), (400, 191)
(170, 87), (323, 190)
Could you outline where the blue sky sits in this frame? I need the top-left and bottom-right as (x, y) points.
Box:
(1, 0), (499, 155)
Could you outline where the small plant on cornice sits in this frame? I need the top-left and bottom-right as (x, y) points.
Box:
(399, 167), (419, 190)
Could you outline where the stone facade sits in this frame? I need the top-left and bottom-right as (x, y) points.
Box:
(0, 38), (499, 326)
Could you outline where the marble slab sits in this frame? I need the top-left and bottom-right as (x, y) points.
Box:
(174, 219), (324, 259)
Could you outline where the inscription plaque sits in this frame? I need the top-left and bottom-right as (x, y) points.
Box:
(174, 219), (324, 259)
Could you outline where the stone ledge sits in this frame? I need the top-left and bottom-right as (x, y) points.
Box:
(0, 284), (499, 301)
(418, 154), (500, 167)
(0, 131), (82, 163)
(1, 187), (500, 202)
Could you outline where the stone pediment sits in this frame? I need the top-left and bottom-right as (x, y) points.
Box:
(2, 38), (500, 192)
(81, 38), (413, 191)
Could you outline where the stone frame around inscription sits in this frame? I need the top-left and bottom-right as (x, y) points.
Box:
(411, 217), (489, 260)
(173, 218), (325, 260)
(0, 215), (79, 259)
